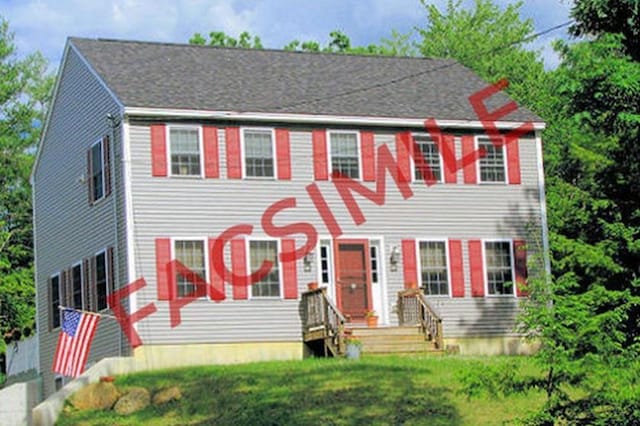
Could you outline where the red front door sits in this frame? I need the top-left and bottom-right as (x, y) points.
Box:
(334, 240), (372, 322)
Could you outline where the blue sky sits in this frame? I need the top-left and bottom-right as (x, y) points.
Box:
(2, 0), (573, 70)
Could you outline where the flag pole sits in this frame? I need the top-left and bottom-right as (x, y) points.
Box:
(58, 305), (118, 321)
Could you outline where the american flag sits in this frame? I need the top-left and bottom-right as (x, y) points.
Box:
(52, 309), (100, 378)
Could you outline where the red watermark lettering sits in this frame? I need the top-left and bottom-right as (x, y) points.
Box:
(107, 278), (157, 348)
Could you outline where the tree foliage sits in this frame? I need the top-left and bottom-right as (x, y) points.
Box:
(0, 16), (53, 339)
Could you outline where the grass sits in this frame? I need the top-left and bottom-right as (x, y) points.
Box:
(58, 355), (545, 425)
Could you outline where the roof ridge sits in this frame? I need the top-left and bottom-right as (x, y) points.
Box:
(68, 36), (454, 63)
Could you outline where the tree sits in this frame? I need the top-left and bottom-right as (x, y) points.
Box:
(189, 31), (264, 49)
(0, 16), (53, 339)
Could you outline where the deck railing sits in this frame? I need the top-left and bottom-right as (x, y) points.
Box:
(301, 287), (346, 356)
(397, 288), (444, 349)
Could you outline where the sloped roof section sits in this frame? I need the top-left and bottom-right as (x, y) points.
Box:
(70, 37), (541, 122)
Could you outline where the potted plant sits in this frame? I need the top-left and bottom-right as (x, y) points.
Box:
(406, 282), (418, 289)
(345, 336), (362, 360)
(307, 282), (319, 291)
(365, 310), (378, 327)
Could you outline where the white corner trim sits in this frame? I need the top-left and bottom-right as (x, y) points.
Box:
(535, 131), (551, 275)
(124, 106), (546, 130)
(121, 119), (137, 314)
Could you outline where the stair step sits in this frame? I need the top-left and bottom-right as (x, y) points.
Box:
(353, 335), (428, 343)
(362, 342), (439, 353)
(348, 326), (423, 337)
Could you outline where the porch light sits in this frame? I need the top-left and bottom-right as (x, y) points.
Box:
(303, 251), (314, 272)
(389, 246), (399, 272)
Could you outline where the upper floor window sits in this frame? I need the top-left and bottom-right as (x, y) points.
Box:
(250, 240), (280, 298)
(413, 135), (442, 182)
(477, 137), (506, 183)
(50, 274), (61, 329)
(174, 240), (206, 297)
(419, 241), (449, 296)
(329, 131), (360, 179)
(485, 241), (514, 295)
(243, 129), (275, 178)
(89, 140), (105, 201)
(169, 127), (201, 176)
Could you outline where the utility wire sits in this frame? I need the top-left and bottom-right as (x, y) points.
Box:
(271, 20), (574, 111)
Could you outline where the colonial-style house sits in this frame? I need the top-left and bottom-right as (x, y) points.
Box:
(33, 37), (548, 397)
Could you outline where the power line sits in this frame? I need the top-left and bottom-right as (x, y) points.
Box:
(271, 20), (574, 111)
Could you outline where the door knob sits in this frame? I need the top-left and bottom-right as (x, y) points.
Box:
(350, 283), (357, 290)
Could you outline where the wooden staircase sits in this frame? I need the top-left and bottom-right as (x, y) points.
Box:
(348, 325), (442, 354)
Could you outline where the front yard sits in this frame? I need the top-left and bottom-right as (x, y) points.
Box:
(58, 355), (545, 425)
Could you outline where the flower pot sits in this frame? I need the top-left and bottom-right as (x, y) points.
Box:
(307, 282), (319, 291)
(406, 282), (418, 289)
(100, 376), (115, 383)
(366, 315), (378, 327)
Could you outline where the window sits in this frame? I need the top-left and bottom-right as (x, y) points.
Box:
(485, 241), (514, 295)
(243, 129), (275, 177)
(50, 274), (61, 328)
(413, 135), (442, 182)
(319, 242), (333, 286)
(54, 376), (65, 391)
(71, 264), (83, 309)
(95, 251), (108, 311)
(169, 127), (201, 176)
(478, 137), (506, 183)
(250, 240), (280, 298)
(370, 245), (379, 285)
(419, 241), (449, 296)
(330, 132), (359, 179)
(174, 240), (206, 297)
(90, 140), (104, 201)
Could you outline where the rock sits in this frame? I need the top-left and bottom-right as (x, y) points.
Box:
(152, 386), (182, 406)
(114, 387), (150, 415)
(69, 382), (120, 411)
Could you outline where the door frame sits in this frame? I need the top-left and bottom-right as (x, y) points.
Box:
(333, 238), (374, 318)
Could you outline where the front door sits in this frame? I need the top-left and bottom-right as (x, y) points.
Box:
(334, 240), (372, 322)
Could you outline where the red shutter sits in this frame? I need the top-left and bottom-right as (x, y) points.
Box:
(231, 239), (248, 300)
(150, 124), (168, 177)
(276, 128), (292, 180)
(312, 130), (328, 180)
(461, 136), (477, 184)
(203, 126), (219, 178)
(514, 240), (528, 296)
(396, 133), (411, 183)
(208, 238), (225, 300)
(87, 148), (94, 204)
(155, 238), (173, 300)
(506, 138), (521, 184)
(402, 239), (418, 288)
(468, 240), (485, 297)
(448, 240), (464, 297)
(360, 131), (375, 182)
(443, 135), (457, 184)
(103, 135), (112, 196)
(226, 127), (242, 179)
(281, 239), (298, 299)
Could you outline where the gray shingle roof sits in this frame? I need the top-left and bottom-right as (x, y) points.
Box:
(70, 37), (541, 123)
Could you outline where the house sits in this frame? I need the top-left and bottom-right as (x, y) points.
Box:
(32, 37), (548, 397)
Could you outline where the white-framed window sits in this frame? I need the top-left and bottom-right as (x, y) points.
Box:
(90, 139), (105, 201)
(50, 273), (61, 329)
(484, 240), (515, 296)
(477, 136), (506, 183)
(94, 250), (109, 311)
(418, 240), (450, 296)
(243, 128), (276, 178)
(71, 263), (83, 310)
(329, 131), (360, 179)
(412, 135), (443, 182)
(173, 239), (207, 297)
(318, 240), (334, 287)
(168, 125), (202, 176)
(249, 240), (281, 298)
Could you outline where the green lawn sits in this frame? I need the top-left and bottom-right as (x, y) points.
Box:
(58, 355), (545, 425)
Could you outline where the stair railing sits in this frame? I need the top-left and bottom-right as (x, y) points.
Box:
(301, 287), (346, 356)
(397, 288), (444, 349)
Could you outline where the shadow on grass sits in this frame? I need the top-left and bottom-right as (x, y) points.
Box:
(59, 358), (462, 426)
